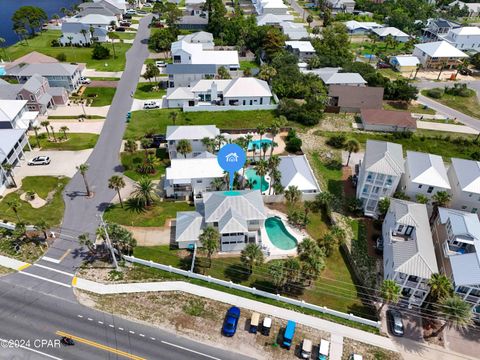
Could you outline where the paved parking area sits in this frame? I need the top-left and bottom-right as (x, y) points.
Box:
(445, 326), (480, 359)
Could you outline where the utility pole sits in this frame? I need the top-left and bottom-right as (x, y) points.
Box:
(190, 242), (197, 272)
(99, 213), (119, 271)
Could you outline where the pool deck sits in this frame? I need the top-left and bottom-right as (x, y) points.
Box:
(261, 210), (307, 259)
(228, 132), (287, 156)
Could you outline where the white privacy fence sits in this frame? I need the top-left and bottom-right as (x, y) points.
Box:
(123, 255), (381, 329)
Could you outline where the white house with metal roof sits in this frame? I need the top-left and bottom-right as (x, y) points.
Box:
(372, 27), (410, 42)
(256, 13), (294, 26)
(280, 22), (309, 40)
(175, 211), (204, 249)
(400, 151), (450, 204)
(357, 140), (404, 216)
(383, 199), (439, 307)
(278, 155), (321, 197)
(389, 55), (420, 72)
(171, 40), (240, 70)
(0, 100), (39, 130)
(432, 208), (480, 321)
(441, 26), (480, 51)
(60, 14), (117, 45)
(447, 158), (480, 215)
(253, 0), (289, 15)
(0, 129), (30, 194)
(164, 153), (224, 199)
(344, 21), (383, 35)
(413, 41), (468, 69)
(285, 41), (315, 60)
(320, 72), (367, 87)
(448, 1), (480, 18)
(166, 125), (220, 159)
(177, 31), (214, 50)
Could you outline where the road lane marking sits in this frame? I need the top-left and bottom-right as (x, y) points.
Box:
(150, 337), (156, 341)
(119, 327), (124, 331)
(17, 271), (71, 288)
(161, 341), (222, 360)
(98, 321), (104, 324)
(139, 334), (145, 337)
(58, 249), (71, 262)
(17, 263), (31, 271)
(87, 318), (93, 321)
(33, 263), (74, 277)
(77, 315), (83, 318)
(55, 331), (146, 360)
(0, 337), (63, 360)
(42, 256), (62, 264)
(109, 324), (115, 328)
(129, 331), (135, 334)
(72, 277), (77, 286)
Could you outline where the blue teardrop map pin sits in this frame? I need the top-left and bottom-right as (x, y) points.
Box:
(217, 143), (246, 191)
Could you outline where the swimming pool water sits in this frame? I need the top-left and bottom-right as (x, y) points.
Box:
(245, 168), (269, 192)
(248, 139), (272, 151)
(265, 217), (297, 250)
(0, 67), (5, 76)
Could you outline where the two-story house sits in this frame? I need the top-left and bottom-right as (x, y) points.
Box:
(400, 151), (451, 204)
(0, 100), (39, 130)
(327, 0), (355, 14)
(253, 0), (289, 15)
(357, 140), (404, 217)
(423, 18), (461, 40)
(60, 14), (117, 45)
(171, 40), (239, 70)
(166, 125), (220, 159)
(177, 31), (214, 50)
(0, 129), (30, 194)
(448, 1), (480, 18)
(285, 41), (316, 61)
(432, 208), (480, 321)
(383, 199), (439, 307)
(413, 41), (469, 69)
(447, 158), (480, 215)
(78, 0), (125, 19)
(441, 26), (480, 51)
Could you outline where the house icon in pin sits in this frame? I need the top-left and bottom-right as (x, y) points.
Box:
(225, 152), (239, 162)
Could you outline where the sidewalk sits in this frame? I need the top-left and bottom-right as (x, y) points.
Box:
(417, 120), (479, 134)
(0, 255), (29, 271)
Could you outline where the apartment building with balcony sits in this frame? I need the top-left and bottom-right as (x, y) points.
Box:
(383, 199), (439, 307)
(356, 140), (404, 217)
(432, 208), (480, 321)
(413, 41), (468, 69)
(166, 125), (220, 159)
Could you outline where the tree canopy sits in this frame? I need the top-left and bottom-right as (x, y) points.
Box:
(311, 23), (354, 67)
(12, 6), (48, 36)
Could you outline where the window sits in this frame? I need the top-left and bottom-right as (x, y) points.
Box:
(196, 180), (202, 184)
(17, 94), (23, 100)
(418, 184), (423, 189)
(427, 186), (434, 194)
(462, 206), (467, 210)
(30, 94), (35, 101)
(473, 208), (478, 213)
(397, 224), (404, 232)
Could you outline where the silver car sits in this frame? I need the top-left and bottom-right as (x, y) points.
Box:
(28, 156), (51, 166)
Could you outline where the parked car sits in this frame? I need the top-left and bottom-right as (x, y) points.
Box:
(261, 317), (271, 336)
(120, 21), (131, 27)
(143, 101), (160, 109)
(301, 339), (312, 359)
(386, 309), (404, 337)
(318, 339), (330, 360)
(222, 306), (240, 337)
(126, 9), (136, 14)
(61, 337), (74, 346)
(282, 320), (296, 349)
(123, 14), (132, 19)
(249, 312), (260, 334)
(143, 2), (152, 7)
(155, 60), (166, 68)
(377, 62), (391, 69)
(79, 77), (91, 85)
(376, 236), (383, 253)
(115, 27), (126, 32)
(460, 68), (473, 76)
(28, 156), (51, 166)
(151, 134), (166, 147)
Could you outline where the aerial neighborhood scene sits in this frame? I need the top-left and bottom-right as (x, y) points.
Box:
(2, 0), (480, 359)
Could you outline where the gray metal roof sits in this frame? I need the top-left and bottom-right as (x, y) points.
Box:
(166, 125), (219, 140)
(203, 190), (267, 224)
(22, 74), (45, 93)
(166, 63), (217, 74)
(387, 199), (439, 279)
(364, 140), (404, 176)
(9, 63), (80, 77)
(406, 151), (450, 189)
(320, 72), (367, 85)
(0, 79), (20, 100)
(450, 158), (480, 194)
(175, 211), (204, 243)
(278, 155), (320, 192)
(218, 208), (248, 233)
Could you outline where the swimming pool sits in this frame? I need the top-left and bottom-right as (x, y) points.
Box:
(0, 67), (5, 76)
(245, 168), (269, 192)
(265, 217), (297, 250)
(248, 139), (272, 151)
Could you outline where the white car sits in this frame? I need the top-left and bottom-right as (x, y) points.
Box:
(155, 61), (166, 68)
(28, 156), (51, 166)
(79, 77), (91, 85)
(126, 9), (136, 14)
(143, 3), (153, 7)
(143, 101), (160, 109)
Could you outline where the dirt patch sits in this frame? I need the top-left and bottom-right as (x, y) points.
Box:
(0, 266), (13, 276)
(77, 290), (331, 360)
(342, 166), (355, 199)
(19, 192), (46, 208)
(342, 337), (401, 360)
(422, 315), (445, 347)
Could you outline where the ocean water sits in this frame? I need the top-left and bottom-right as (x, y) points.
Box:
(0, 0), (80, 46)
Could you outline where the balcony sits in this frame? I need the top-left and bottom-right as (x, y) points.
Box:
(443, 241), (476, 257)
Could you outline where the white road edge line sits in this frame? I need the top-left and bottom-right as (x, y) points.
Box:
(139, 334), (145, 337)
(161, 341), (222, 360)
(109, 324), (115, 328)
(33, 263), (74, 277)
(77, 315), (83, 318)
(0, 337), (63, 360)
(41, 256), (62, 264)
(17, 271), (71, 288)
(98, 321), (103, 324)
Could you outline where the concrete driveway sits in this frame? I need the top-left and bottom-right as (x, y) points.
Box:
(445, 326), (480, 359)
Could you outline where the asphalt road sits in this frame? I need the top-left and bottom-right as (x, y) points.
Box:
(0, 276), (254, 360)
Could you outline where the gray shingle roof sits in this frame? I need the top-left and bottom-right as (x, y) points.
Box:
(0, 79), (21, 100)
(166, 125), (219, 140)
(364, 140), (404, 176)
(9, 63), (80, 77)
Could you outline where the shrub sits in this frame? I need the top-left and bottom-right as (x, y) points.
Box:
(426, 88), (444, 99)
(471, 151), (480, 161)
(92, 44), (110, 60)
(51, 39), (60, 47)
(56, 52), (67, 62)
(444, 83), (473, 97)
(286, 128), (297, 142)
(286, 137), (302, 153)
(326, 134), (346, 148)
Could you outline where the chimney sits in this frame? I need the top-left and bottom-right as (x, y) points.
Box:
(211, 81), (218, 102)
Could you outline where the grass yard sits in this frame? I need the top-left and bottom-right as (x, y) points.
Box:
(377, 68), (405, 80)
(121, 149), (169, 181)
(422, 89), (480, 119)
(0, 176), (69, 226)
(351, 41), (410, 57)
(125, 109), (279, 139)
(383, 101), (436, 115)
(239, 60), (258, 71)
(114, 32), (136, 40)
(308, 152), (344, 200)
(35, 133), (99, 151)
(47, 115), (105, 120)
(82, 87), (116, 106)
(315, 130), (480, 161)
(103, 200), (193, 227)
(5, 30), (131, 71)
(134, 83), (167, 100)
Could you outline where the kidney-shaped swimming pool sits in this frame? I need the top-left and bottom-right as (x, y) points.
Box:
(265, 216), (298, 250)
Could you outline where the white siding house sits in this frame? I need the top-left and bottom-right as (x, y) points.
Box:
(447, 158), (480, 215)
(166, 125), (220, 159)
(441, 26), (480, 51)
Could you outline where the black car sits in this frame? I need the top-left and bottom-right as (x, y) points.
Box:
(152, 134), (166, 147)
(460, 68), (473, 76)
(386, 310), (404, 337)
(61, 337), (75, 346)
(115, 27), (126, 32)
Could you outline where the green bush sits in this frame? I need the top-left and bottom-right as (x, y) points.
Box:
(444, 83), (474, 97)
(286, 136), (302, 153)
(326, 134), (346, 148)
(92, 44), (110, 60)
(50, 39), (60, 47)
(426, 88), (444, 99)
(56, 52), (67, 62)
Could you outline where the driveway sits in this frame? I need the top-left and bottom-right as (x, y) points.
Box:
(83, 69), (123, 78)
(47, 104), (110, 117)
(445, 326), (480, 359)
(417, 120), (478, 134)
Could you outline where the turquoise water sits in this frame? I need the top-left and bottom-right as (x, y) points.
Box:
(0, 67), (5, 76)
(245, 168), (269, 192)
(265, 217), (297, 250)
(224, 191), (241, 196)
(248, 139), (272, 151)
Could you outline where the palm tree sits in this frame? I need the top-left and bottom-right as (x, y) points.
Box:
(176, 139), (192, 158)
(240, 243), (264, 274)
(268, 261), (286, 291)
(169, 111), (178, 125)
(201, 137), (215, 153)
(76, 163), (91, 197)
(267, 155), (280, 195)
(377, 197), (391, 218)
(32, 126), (41, 148)
(108, 175), (126, 208)
(139, 154), (160, 174)
(257, 125), (266, 144)
(431, 295), (473, 337)
(40, 121), (50, 138)
(60, 126), (69, 140)
(261, 142), (270, 160)
(415, 193), (429, 204)
(214, 135), (226, 151)
(284, 185), (302, 205)
(0, 37), (7, 60)
(89, 25), (95, 41)
(413, 63), (422, 80)
(283, 257), (301, 289)
(108, 32), (119, 58)
(430, 191), (452, 223)
(2, 163), (17, 188)
(345, 138), (360, 166)
(50, 126), (57, 142)
(379, 279), (401, 313)
(132, 177), (157, 208)
(245, 134), (253, 158)
(254, 160), (268, 194)
(34, 220), (49, 241)
(140, 138), (152, 156)
(6, 199), (21, 222)
(199, 226), (219, 267)
(428, 273), (453, 302)
(60, 7), (68, 17)
(211, 177), (225, 191)
(78, 233), (96, 255)
(80, 29), (88, 44)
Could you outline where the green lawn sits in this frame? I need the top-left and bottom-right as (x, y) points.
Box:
(351, 40), (410, 57)
(239, 60), (259, 71)
(34, 133), (99, 151)
(82, 87), (116, 106)
(315, 130), (480, 161)
(103, 201), (193, 227)
(134, 83), (167, 100)
(309, 152), (343, 199)
(5, 30), (131, 71)
(121, 149), (169, 181)
(47, 115), (105, 120)
(383, 101), (436, 115)
(377, 68), (405, 80)
(422, 89), (480, 119)
(115, 32), (136, 40)
(125, 109), (278, 139)
(0, 176), (69, 226)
